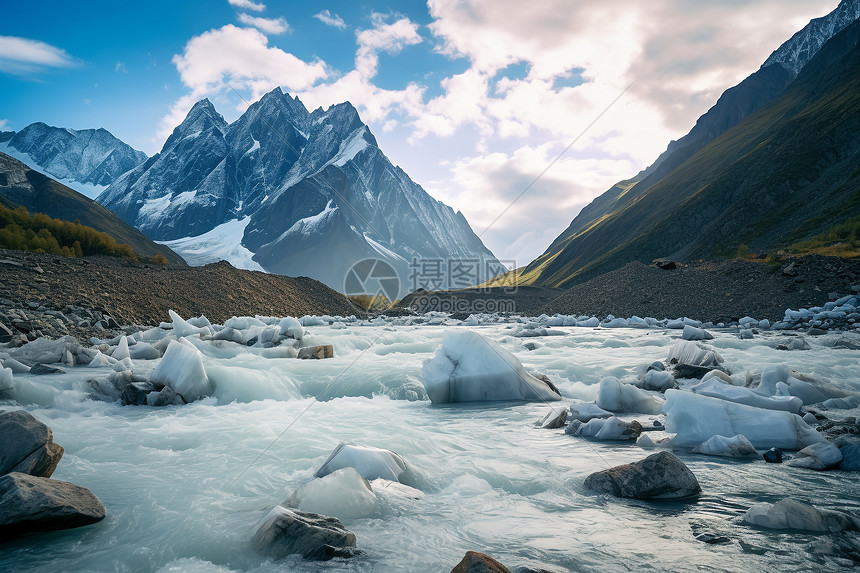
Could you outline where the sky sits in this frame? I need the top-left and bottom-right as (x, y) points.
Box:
(0, 0), (841, 268)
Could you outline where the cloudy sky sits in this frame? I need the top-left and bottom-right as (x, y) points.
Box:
(0, 0), (840, 267)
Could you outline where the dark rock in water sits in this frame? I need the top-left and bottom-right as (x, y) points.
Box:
(148, 385), (183, 407)
(835, 438), (860, 471)
(0, 472), (106, 536)
(523, 342), (538, 351)
(695, 532), (731, 544)
(120, 381), (157, 406)
(535, 409), (567, 429)
(652, 259), (677, 270)
(0, 410), (64, 478)
(786, 442), (843, 470)
(763, 448), (783, 463)
(297, 345), (334, 360)
(583, 451), (701, 499)
(0, 321), (13, 342)
(646, 361), (665, 372)
(450, 551), (512, 573)
(531, 372), (562, 396)
(252, 507), (358, 560)
(671, 364), (713, 379)
(29, 364), (66, 375)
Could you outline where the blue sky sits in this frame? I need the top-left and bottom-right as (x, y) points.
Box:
(0, 0), (841, 266)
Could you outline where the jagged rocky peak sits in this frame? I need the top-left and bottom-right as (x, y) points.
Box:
(98, 88), (502, 295)
(762, 0), (860, 76)
(163, 98), (228, 149)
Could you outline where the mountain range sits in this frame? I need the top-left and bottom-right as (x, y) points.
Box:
(95, 90), (503, 297)
(512, 0), (860, 288)
(0, 124), (146, 200)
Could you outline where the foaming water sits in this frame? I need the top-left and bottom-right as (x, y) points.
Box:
(1, 323), (859, 572)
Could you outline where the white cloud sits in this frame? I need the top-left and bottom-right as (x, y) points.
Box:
(160, 24), (327, 141)
(0, 36), (79, 75)
(0, 119), (9, 130)
(228, 0), (265, 12)
(313, 9), (347, 30)
(355, 14), (422, 78)
(238, 13), (289, 35)
(115, 61), (127, 73)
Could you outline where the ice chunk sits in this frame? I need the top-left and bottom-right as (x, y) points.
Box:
(87, 351), (113, 368)
(128, 341), (160, 360)
(638, 370), (675, 392)
(169, 310), (209, 338)
(786, 442), (843, 470)
(285, 467), (378, 520)
(573, 416), (641, 440)
(691, 378), (802, 412)
(754, 365), (856, 405)
(421, 330), (561, 403)
(666, 340), (723, 367)
(596, 377), (663, 414)
(568, 402), (612, 422)
(682, 325), (713, 341)
(0, 367), (13, 392)
(315, 443), (411, 484)
(112, 336), (130, 361)
(743, 498), (859, 532)
(692, 434), (757, 457)
(663, 390), (825, 449)
(279, 317), (303, 339)
(150, 340), (212, 401)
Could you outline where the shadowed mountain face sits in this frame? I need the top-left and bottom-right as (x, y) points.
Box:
(0, 152), (185, 265)
(520, 0), (860, 288)
(98, 89), (503, 296)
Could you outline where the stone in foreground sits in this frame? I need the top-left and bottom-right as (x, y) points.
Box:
(0, 472), (106, 536)
(0, 410), (64, 477)
(583, 451), (701, 499)
(297, 345), (334, 360)
(450, 551), (512, 573)
(252, 506), (357, 560)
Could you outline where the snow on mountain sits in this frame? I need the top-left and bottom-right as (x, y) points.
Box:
(99, 88), (503, 296)
(0, 123), (146, 199)
(762, 0), (860, 75)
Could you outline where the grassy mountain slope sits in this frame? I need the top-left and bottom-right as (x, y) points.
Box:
(0, 152), (185, 264)
(522, 18), (860, 288)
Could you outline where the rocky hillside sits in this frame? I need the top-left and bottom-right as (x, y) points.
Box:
(516, 0), (860, 289)
(0, 153), (184, 265)
(0, 249), (361, 331)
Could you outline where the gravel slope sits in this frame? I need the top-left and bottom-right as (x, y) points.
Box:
(0, 249), (363, 327)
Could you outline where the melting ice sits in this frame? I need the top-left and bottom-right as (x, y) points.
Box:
(1, 310), (859, 572)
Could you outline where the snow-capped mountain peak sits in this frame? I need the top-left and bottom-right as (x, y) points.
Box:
(99, 91), (502, 295)
(762, 0), (860, 75)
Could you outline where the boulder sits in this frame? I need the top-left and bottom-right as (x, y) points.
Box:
(786, 442), (843, 470)
(0, 410), (63, 477)
(763, 448), (783, 463)
(297, 345), (334, 360)
(0, 472), (105, 536)
(835, 438), (860, 471)
(251, 506), (357, 560)
(652, 259), (677, 270)
(583, 451), (701, 499)
(120, 381), (157, 406)
(743, 498), (858, 532)
(29, 364), (65, 375)
(147, 385), (184, 407)
(450, 551), (512, 573)
(535, 409), (567, 429)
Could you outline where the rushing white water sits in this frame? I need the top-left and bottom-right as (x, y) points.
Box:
(2, 320), (860, 572)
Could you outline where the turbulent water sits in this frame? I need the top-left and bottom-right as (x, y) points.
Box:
(2, 319), (859, 572)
